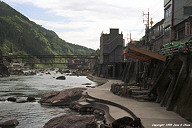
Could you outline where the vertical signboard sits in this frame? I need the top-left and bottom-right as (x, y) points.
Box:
(185, 22), (190, 35)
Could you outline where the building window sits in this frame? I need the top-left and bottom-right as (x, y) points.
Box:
(184, 7), (192, 15)
(165, 6), (171, 19)
(164, 26), (171, 36)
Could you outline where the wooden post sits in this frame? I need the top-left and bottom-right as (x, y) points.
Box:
(166, 55), (189, 111)
(125, 60), (135, 83)
(149, 59), (172, 95)
(160, 70), (177, 107)
(122, 62), (129, 81)
(113, 64), (115, 78)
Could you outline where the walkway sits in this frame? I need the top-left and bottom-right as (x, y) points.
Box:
(87, 80), (191, 128)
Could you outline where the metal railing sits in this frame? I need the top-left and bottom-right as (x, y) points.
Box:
(160, 41), (192, 56)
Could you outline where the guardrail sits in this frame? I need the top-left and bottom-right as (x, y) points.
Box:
(160, 41), (192, 56)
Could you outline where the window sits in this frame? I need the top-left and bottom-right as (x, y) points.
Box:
(165, 7), (171, 19)
(184, 7), (192, 15)
(164, 26), (171, 36)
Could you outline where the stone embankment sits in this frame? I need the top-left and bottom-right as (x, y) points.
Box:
(110, 83), (156, 102)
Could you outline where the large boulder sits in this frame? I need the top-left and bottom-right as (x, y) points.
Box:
(44, 114), (97, 128)
(0, 119), (19, 128)
(39, 88), (86, 106)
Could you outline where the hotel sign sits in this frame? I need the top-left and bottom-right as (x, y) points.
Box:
(185, 22), (191, 35)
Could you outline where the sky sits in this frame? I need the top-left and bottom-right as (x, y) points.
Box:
(2, 0), (164, 50)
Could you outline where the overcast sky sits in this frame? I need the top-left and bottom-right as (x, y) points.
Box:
(2, 0), (164, 50)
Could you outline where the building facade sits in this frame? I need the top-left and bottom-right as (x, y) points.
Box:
(99, 28), (124, 78)
(100, 28), (124, 64)
(149, 19), (164, 52)
(173, 16), (192, 42)
(164, 0), (192, 44)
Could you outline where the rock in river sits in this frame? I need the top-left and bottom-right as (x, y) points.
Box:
(0, 119), (19, 128)
(56, 76), (66, 80)
(27, 97), (36, 102)
(44, 114), (97, 128)
(7, 97), (16, 102)
(39, 88), (86, 106)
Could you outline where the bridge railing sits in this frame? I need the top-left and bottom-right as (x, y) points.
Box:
(2, 55), (97, 59)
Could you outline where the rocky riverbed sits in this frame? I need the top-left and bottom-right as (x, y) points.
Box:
(0, 68), (98, 128)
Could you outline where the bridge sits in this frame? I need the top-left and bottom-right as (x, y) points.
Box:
(1, 54), (97, 68)
(2, 55), (96, 59)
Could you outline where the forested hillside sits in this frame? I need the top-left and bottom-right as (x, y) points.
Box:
(0, 1), (95, 56)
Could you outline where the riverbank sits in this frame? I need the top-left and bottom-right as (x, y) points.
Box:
(86, 79), (192, 128)
(41, 75), (191, 127)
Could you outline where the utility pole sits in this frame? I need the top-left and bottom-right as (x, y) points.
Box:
(125, 33), (132, 46)
(143, 9), (150, 46)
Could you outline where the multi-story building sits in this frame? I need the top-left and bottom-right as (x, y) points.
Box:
(173, 16), (192, 42)
(100, 28), (124, 64)
(149, 19), (164, 52)
(99, 28), (124, 78)
(164, 0), (192, 44)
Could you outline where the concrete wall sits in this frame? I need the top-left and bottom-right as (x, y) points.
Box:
(175, 61), (192, 122)
(149, 54), (192, 122)
(174, 0), (192, 26)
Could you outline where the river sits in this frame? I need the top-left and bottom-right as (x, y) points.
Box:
(0, 70), (97, 128)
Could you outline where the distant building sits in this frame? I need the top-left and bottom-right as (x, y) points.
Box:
(164, 0), (192, 44)
(100, 28), (124, 64)
(99, 28), (124, 78)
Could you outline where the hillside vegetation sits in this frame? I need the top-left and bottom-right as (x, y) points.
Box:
(0, 1), (95, 56)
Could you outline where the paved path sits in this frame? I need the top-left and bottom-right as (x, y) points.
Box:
(87, 80), (192, 128)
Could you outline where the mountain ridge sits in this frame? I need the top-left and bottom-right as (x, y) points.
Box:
(0, 1), (95, 56)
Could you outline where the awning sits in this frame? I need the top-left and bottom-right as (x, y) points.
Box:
(123, 46), (166, 63)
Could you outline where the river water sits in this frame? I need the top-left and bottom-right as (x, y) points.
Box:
(0, 70), (97, 128)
